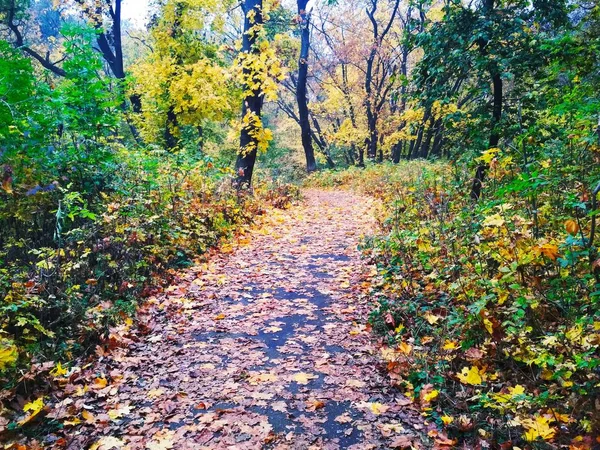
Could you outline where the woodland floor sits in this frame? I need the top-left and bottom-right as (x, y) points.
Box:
(59, 190), (426, 449)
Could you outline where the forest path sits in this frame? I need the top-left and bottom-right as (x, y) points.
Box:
(67, 190), (424, 449)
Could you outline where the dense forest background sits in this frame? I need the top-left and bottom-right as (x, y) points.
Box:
(0, 0), (599, 447)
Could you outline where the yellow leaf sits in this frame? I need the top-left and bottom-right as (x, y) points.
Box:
(565, 220), (580, 236)
(146, 435), (174, 450)
(82, 410), (96, 424)
(522, 415), (556, 441)
(423, 311), (441, 325)
(148, 388), (165, 399)
(92, 377), (108, 389)
(0, 339), (18, 370)
(346, 379), (366, 388)
(538, 243), (559, 261)
(456, 366), (485, 385)
(442, 340), (458, 350)
(63, 418), (81, 426)
(357, 401), (389, 415)
(398, 341), (412, 355)
(483, 317), (494, 335)
(510, 385), (526, 396)
(477, 147), (501, 164)
(423, 389), (439, 402)
(248, 372), (278, 384)
(293, 372), (317, 385)
(215, 313), (226, 320)
(108, 404), (132, 421)
(89, 436), (125, 450)
(51, 362), (69, 378)
(18, 397), (45, 426)
(482, 213), (505, 228)
(442, 415), (454, 425)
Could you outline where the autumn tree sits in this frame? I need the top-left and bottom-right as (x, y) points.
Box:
(364, 0), (400, 161)
(130, 0), (237, 150)
(234, 0), (285, 188)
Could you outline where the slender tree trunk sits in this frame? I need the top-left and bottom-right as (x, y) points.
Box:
(470, 71), (502, 200)
(470, 0), (502, 200)
(197, 126), (204, 152)
(164, 106), (179, 150)
(235, 0), (265, 189)
(392, 142), (402, 163)
(364, 0), (400, 160)
(297, 0), (317, 172)
(411, 109), (430, 159)
(431, 120), (444, 157)
(419, 115), (436, 158)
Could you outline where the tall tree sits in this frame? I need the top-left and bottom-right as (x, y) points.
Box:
(235, 0), (266, 189)
(470, 0), (502, 201)
(296, 0), (317, 172)
(364, 0), (400, 160)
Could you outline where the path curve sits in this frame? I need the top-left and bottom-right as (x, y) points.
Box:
(64, 190), (424, 449)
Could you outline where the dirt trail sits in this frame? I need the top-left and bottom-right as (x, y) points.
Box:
(65, 190), (424, 449)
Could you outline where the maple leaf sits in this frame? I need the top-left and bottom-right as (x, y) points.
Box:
(305, 399), (326, 411)
(108, 404), (132, 421)
(456, 366), (486, 385)
(148, 388), (165, 399)
(421, 387), (439, 403)
(292, 372), (317, 385)
(89, 436), (125, 450)
(249, 372), (278, 384)
(0, 339), (18, 370)
(482, 213), (505, 228)
(398, 341), (412, 355)
(334, 413), (352, 423)
(18, 397), (45, 426)
(146, 435), (174, 450)
(538, 242), (560, 261)
(522, 415), (556, 441)
(423, 311), (441, 325)
(91, 377), (108, 389)
(442, 340), (458, 350)
(441, 415), (454, 425)
(357, 401), (389, 415)
(50, 362), (69, 378)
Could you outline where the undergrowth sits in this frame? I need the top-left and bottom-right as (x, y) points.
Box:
(307, 160), (600, 448)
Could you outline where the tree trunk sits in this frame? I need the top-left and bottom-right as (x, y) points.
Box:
(234, 0), (265, 189)
(164, 105), (179, 150)
(197, 126), (204, 152)
(470, 70), (502, 200)
(470, 0), (502, 201)
(411, 109), (430, 159)
(297, 0), (317, 173)
(419, 115), (436, 158)
(431, 120), (444, 157)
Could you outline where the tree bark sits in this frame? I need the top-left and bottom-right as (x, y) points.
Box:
(470, 70), (502, 200)
(470, 0), (502, 201)
(364, 0), (400, 160)
(296, 0), (317, 173)
(234, 0), (265, 189)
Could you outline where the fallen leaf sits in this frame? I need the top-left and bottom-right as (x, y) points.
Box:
(293, 372), (317, 385)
